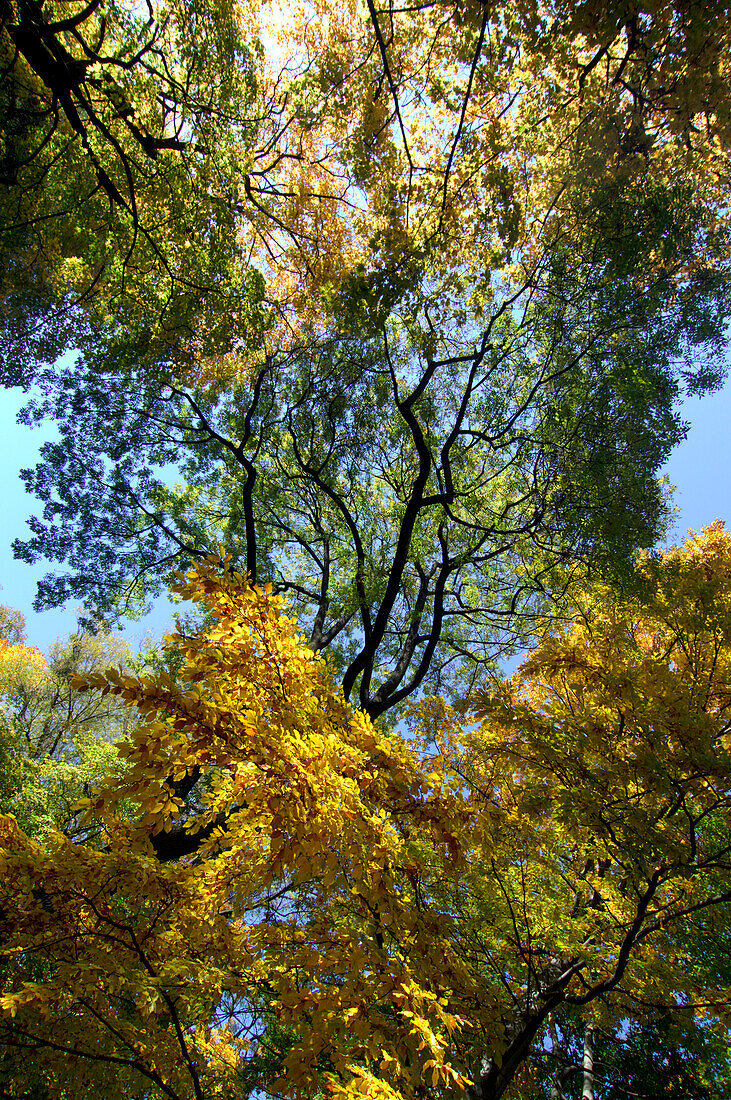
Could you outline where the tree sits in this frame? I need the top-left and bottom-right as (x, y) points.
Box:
(0, 0), (274, 386)
(0, 615), (133, 839)
(0, 560), (441, 1098)
(3, 524), (731, 1099)
(3, 4), (731, 1092)
(447, 520), (731, 1098)
(0, 613), (139, 1094)
(269, 0), (731, 321)
(0, 602), (25, 645)
(17, 202), (728, 714)
(4, 0), (731, 373)
(9, 0), (731, 714)
(533, 1008), (731, 1099)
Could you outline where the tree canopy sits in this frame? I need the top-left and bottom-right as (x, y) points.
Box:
(4, 1), (731, 715)
(2, 2), (731, 1096)
(0, 616), (132, 839)
(3, 525), (731, 1098)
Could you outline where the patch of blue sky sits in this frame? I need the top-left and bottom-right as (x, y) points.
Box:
(0, 377), (181, 654)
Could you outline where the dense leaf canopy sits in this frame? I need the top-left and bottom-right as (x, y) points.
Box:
(3, 0), (730, 716)
(3, 526), (731, 1099)
(2, 3), (731, 1096)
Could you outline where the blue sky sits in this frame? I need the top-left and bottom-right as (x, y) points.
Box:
(1, 379), (730, 653)
(0, 387), (175, 652)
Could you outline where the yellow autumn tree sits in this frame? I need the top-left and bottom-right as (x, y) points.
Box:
(417, 520), (731, 1097)
(0, 560), (466, 1099)
(3, 526), (731, 1099)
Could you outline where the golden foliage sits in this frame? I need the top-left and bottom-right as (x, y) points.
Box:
(3, 529), (731, 1097)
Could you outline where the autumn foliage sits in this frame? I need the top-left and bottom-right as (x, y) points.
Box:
(0, 561), (467, 1098)
(2, 1), (731, 1096)
(1, 526), (731, 1098)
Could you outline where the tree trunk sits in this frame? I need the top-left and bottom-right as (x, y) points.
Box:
(582, 1025), (595, 1100)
